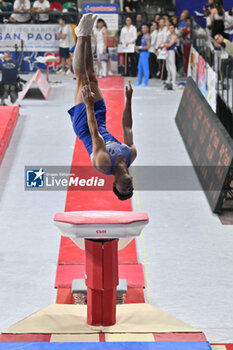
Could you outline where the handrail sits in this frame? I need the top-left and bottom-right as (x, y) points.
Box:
(191, 17), (233, 137)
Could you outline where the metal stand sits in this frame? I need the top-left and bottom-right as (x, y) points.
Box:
(72, 279), (127, 305)
(46, 63), (49, 83)
(85, 239), (119, 326)
(124, 53), (128, 75)
(19, 39), (28, 74)
(161, 60), (165, 81)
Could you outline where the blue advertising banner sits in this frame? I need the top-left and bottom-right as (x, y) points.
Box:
(83, 3), (119, 30)
(83, 3), (118, 14)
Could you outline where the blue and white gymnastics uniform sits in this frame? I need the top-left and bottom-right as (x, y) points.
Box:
(68, 99), (131, 175)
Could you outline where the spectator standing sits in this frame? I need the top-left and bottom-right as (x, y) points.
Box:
(156, 18), (168, 48)
(203, 0), (214, 17)
(171, 15), (179, 34)
(165, 17), (171, 34)
(135, 24), (151, 86)
(123, 0), (136, 13)
(163, 14), (170, 23)
(209, 1), (225, 38)
(180, 17), (191, 73)
(156, 18), (168, 77)
(134, 13), (143, 70)
(0, 51), (19, 105)
(120, 16), (137, 76)
(135, 13), (143, 45)
(154, 14), (161, 22)
(32, 0), (50, 23)
(203, 1), (214, 35)
(132, 0), (139, 12)
(164, 23), (178, 88)
(179, 10), (189, 30)
(94, 18), (109, 78)
(224, 7), (233, 40)
(57, 16), (72, 74)
(9, 0), (31, 23)
(177, 9), (190, 75)
(149, 21), (158, 78)
(172, 15), (179, 26)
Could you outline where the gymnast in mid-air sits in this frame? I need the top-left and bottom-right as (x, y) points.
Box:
(68, 14), (137, 200)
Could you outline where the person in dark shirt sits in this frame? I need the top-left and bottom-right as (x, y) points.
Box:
(0, 51), (19, 105)
(135, 13), (143, 45)
(124, 0), (136, 12)
(1, 0), (13, 10)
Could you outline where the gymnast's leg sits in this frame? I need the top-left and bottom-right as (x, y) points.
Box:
(85, 35), (103, 102)
(72, 14), (99, 105)
(73, 36), (90, 105)
(137, 53), (143, 85)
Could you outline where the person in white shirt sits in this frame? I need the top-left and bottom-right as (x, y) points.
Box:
(164, 17), (171, 38)
(57, 16), (72, 74)
(9, 0), (31, 23)
(155, 18), (168, 78)
(156, 18), (168, 49)
(120, 16), (137, 76)
(32, 0), (50, 23)
(224, 7), (233, 40)
(149, 21), (158, 78)
(94, 18), (109, 78)
(164, 23), (178, 88)
(120, 16), (137, 46)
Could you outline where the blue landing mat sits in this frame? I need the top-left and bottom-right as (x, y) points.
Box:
(0, 342), (212, 350)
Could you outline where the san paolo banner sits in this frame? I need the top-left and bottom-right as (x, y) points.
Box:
(0, 24), (75, 52)
(0, 24), (76, 72)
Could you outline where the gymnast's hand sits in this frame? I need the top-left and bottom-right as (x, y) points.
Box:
(82, 85), (95, 106)
(125, 81), (133, 100)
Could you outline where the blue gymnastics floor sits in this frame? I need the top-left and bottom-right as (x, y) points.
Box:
(0, 342), (212, 350)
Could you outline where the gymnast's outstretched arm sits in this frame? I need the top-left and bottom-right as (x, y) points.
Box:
(82, 85), (111, 172)
(122, 81), (137, 162)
